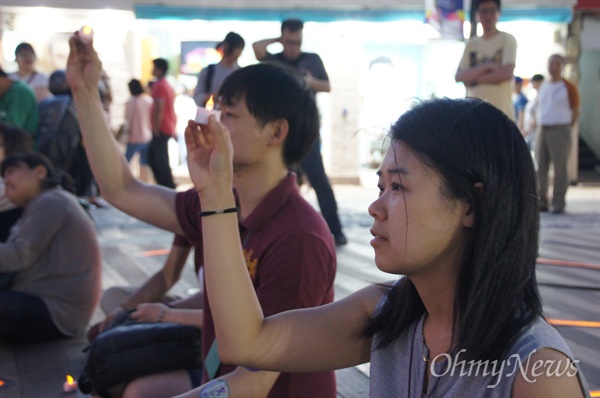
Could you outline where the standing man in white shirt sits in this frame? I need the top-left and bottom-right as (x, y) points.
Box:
(455, 0), (516, 120)
(536, 54), (580, 214)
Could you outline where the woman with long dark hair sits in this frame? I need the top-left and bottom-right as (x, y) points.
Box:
(0, 153), (101, 342)
(180, 97), (589, 397)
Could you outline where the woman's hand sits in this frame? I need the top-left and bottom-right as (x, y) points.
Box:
(130, 303), (170, 323)
(66, 31), (103, 94)
(184, 116), (234, 199)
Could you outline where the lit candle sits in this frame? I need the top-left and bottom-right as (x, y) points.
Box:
(63, 375), (78, 393)
(194, 95), (221, 124)
(78, 25), (94, 44)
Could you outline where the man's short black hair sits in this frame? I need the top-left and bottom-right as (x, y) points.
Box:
(531, 74), (544, 83)
(476, 0), (501, 10)
(281, 19), (304, 33)
(153, 58), (169, 74)
(218, 63), (319, 166)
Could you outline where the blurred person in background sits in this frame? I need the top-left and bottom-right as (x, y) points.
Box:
(37, 70), (99, 206)
(124, 79), (153, 183)
(512, 76), (528, 132)
(536, 54), (579, 214)
(0, 67), (39, 135)
(0, 124), (33, 242)
(149, 58), (177, 188)
(522, 73), (544, 152)
(455, 0), (516, 120)
(253, 19), (347, 246)
(193, 32), (245, 107)
(9, 42), (51, 101)
(0, 153), (101, 342)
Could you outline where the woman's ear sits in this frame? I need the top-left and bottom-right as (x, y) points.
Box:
(463, 182), (483, 228)
(34, 165), (48, 180)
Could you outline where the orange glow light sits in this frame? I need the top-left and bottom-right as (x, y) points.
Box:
(82, 26), (92, 35)
(548, 319), (600, 328)
(0, 379), (5, 386)
(141, 248), (171, 257)
(66, 375), (75, 385)
(206, 95), (214, 111)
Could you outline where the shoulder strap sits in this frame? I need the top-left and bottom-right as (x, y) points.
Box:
(204, 64), (216, 94)
(26, 71), (37, 84)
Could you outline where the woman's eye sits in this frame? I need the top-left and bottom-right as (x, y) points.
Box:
(391, 183), (403, 191)
(376, 184), (384, 196)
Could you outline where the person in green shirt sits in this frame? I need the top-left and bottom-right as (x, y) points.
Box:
(0, 67), (39, 136)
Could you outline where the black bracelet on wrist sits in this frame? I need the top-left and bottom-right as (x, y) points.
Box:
(198, 207), (239, 217)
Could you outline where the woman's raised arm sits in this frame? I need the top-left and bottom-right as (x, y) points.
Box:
(185, 117), (382, 372)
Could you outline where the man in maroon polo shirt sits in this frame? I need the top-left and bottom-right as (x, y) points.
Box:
(67, 31), (337, 398)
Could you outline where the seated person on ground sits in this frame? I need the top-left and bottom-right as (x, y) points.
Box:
(0, 123), (33, 242)
(0, 152), (101, 343)
(87, 234), (193, 341)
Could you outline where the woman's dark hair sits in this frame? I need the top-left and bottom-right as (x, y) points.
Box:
(364, 97), (542, 361)
(0, 124), (33, 156)
(15, 42), (36, 57)
(1, 152), (74, 193)
(217, 32), (245, 57)
(218, 63), (319, 166)
(128, 79), (144, 96)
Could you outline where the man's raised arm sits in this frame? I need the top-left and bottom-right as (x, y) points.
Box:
(252, 37), (279, 61)
(66, 33), (182, 234)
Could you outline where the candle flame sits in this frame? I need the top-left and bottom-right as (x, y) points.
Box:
(82, 26), (93, 35)
(206, 95), (214, 111)
(66, 375), (74, 385)
(0, 379), (5, 386)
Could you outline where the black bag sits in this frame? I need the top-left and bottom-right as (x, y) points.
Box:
(78, 311), (202, 397)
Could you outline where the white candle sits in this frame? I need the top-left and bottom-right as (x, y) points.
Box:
(63, 375), (78, 393)
(79, 26), (94, 44)
(194, 96), (221, 124)
(194, 107), (221, 125)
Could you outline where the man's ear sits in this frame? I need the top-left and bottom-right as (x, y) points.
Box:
(463, 182), (484, 228)
(268, 119), (289, 146)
